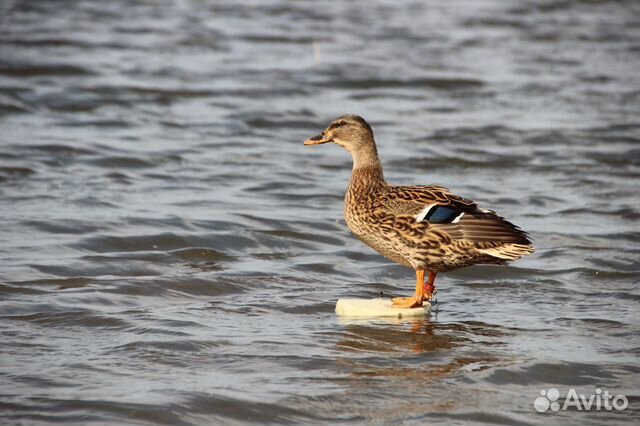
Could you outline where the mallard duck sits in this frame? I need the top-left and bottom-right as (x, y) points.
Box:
(304, 115), (534, 308)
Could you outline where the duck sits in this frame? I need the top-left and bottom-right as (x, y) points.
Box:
(303, 114), (534, 308)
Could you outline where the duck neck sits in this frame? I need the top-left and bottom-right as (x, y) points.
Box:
(352, 142), (382, 170)
(349, 142), (385, 192)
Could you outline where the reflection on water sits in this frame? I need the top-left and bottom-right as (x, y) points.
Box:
(337, 318), (511, 378)
(338, 318), (464, 353)
(327, 318), (520, 422)
(1, 0), (639, 424)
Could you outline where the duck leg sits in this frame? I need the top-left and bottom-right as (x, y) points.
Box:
(392, 270), (425, 308)
(424, 271), (437, 301)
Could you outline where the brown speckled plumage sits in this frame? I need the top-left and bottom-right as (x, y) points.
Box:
(304, 114), (534, 305)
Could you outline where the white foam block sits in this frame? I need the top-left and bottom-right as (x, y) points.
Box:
(335, 298), (430, 318)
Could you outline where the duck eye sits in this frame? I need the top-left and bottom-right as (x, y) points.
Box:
(328, 120), (347, 131)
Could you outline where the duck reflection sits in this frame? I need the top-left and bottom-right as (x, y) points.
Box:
(335, 316), (513, 382)
(336, 316), (462, 354)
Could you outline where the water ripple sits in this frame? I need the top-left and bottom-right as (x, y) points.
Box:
(1, 0), (638, 425)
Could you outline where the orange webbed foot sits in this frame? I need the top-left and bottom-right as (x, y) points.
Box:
(392, 296), (423, 309)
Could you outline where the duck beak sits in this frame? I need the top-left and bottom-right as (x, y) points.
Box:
(303, 134), (333, 146)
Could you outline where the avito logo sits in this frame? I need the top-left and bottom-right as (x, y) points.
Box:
(534, 388), (628, 413)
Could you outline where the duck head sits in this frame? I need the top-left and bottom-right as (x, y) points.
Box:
(303, 114), (375, 153)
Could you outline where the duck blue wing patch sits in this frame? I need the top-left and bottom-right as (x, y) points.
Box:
(426, 206), (461, 224)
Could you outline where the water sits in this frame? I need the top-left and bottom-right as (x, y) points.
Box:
(1, 0), (639, 424)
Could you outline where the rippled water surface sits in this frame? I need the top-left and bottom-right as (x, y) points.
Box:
(1, 0), (639, 424)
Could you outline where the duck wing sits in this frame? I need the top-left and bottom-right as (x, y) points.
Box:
(374, 185), (534, 260)
(375, 185), (477, 219)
